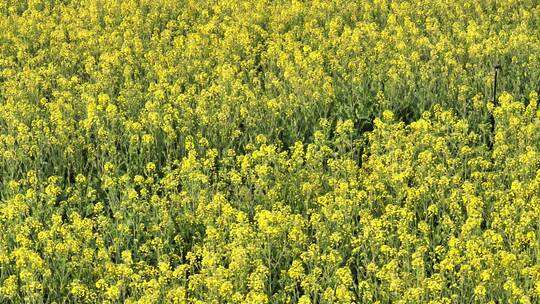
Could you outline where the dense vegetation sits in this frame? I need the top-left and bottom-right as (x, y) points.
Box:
(1, 0), (539, 303)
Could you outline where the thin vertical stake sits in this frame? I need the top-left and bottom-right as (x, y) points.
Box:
(489, 64), (501, 150)
(493, 64), (500, 105)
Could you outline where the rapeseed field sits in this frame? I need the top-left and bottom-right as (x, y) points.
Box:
(1, 0), (540, 303)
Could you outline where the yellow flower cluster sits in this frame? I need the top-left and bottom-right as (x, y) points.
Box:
(2, 96), (540, 303)
(1, 0), (540, 303)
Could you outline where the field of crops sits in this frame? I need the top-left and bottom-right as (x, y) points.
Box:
(1, 0), (540, 303)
